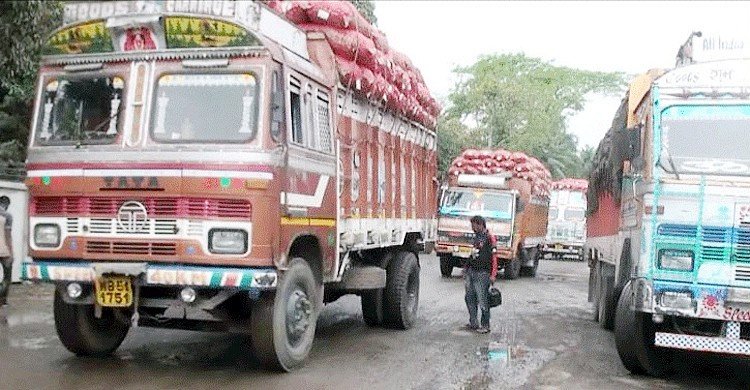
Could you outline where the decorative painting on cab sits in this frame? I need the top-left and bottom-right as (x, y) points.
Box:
(164, 17), (261, 49)
(43, 21), (114, 55)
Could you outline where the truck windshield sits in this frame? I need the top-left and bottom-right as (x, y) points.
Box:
(661, 105), (750, 176)
(564, 208), (585, 221)
(151, 73), (259, 143)
(35, 76), (124, 145)
(440, 189), (513, 220)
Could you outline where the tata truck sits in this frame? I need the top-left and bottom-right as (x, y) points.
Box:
(587, 32), (750, 376)
(21, 0), (439, 371)
(437, 149), (550, 279)
(542, 179), (588, 261)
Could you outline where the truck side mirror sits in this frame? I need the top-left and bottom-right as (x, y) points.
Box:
(615, 126), (642, 161)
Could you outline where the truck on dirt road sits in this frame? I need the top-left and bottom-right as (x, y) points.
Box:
(21, 0), (439, 371)
(541, 179), (587, 261)
(587, 32), (750, 376)
(436, 149), (551, 279)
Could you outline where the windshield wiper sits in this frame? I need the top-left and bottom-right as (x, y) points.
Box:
(91, 105), (125, 135)
(659, 147), (681, 180)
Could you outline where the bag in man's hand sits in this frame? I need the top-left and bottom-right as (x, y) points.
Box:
(488, 286), (502, 308)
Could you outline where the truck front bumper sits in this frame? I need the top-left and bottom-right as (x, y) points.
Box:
(541, 242), (583, 259)
(655, 321), (750, 355)
(22, 261), (278, 290)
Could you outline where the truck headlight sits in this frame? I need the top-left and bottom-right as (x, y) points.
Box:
(658, 249), (694, 271)
(208, 229), (248, 254)
(659, 291), (694, 310)
(34, 224), (60, 247)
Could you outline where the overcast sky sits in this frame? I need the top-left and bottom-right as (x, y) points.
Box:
(374, 1), (750, 149)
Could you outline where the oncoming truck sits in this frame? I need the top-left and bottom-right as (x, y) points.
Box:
(587, 32), (750, 376)
(21, 0), (439, 371)
(436, 149), (550, 279)
(541, 179), (587, 261)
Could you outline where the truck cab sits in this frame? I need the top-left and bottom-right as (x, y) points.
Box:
(436, 174), (516, 276)
(542, 186), (587, 261)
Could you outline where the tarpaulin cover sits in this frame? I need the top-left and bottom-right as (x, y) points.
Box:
(265, 0), (441, 129)
(449, 149), (552, 196)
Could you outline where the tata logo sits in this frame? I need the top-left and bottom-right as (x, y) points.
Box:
(117, 201), (148, 233)
(103, 176), (160, 189)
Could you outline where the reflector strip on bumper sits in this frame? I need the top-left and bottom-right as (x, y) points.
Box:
(655, 330), (750, 355)
(22, 262), (277, 289)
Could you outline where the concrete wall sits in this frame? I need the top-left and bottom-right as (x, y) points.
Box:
(0, 181), (28, 282)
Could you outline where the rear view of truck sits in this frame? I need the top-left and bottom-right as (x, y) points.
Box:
(542, 179), (587, 261)
(437, 149), (550, 279)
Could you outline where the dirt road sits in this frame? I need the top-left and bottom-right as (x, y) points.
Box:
(0, 256), (747, 389)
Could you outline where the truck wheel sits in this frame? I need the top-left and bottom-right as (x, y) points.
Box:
(361, 288), (384, 326)
(598, 274), (616, 330)
(520, 249), (540, 277)
(591, 262), (601, 322)
(382, 251), (420, 329)
(504, 257), (521, 280)
(439, 256), (453, 277)
(615, 282), (674, 377)
(53, 289), (130, 356)
(250, 258), (319, 372)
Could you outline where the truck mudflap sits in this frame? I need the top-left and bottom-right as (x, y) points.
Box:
(22, 261), (278, 290)
(655, 321), (750, 355)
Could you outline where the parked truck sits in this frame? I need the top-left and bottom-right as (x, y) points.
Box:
(436, 149), (550, 279)
(21, 0), (440, 371)
(541, 179), (587, 261)
(587, 32), (750, 376)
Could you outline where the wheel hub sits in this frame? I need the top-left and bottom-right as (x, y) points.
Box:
(286, 289), (312, 342)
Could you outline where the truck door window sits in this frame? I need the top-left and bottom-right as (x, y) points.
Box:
(270, 70), (284, 142)
(289, 77), (303, 145)
(316, 91), (332, 153)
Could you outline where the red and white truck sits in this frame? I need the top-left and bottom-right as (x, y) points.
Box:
(436, 149), (551, 279)
(22, 0), (439, 371)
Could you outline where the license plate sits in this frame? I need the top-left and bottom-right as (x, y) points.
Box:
(95, 276), (133, 307)
(454, 246), (473, 258)
(555, 244), (563, 250)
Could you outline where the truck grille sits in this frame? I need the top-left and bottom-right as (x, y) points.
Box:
(31, 197), (251, 219)
(736, 266), (750, 282)
(658, 223), (750, 263)
(86, 240), (177, 256)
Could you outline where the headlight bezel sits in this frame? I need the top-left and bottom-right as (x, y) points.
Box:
(208, 228), (248, 255)
(34, 224), (61, 248)
(658, 249), (695, 272)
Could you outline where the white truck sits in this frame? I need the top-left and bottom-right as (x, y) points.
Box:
(587, 32), (750, 376)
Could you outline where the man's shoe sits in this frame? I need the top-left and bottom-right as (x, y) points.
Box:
(460, 324), (478, 331)
(476, 327), (490, 334)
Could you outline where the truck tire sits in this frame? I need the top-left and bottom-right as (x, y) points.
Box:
(591, 262), (600, 322)
(53, 289), (130, 356)
(361, 288), (384, 326)
(250, 258), (319, 372)
(615, 282), (674, 377)
(598, 274), (616, 330)
(439, 256), (453, 277)
(382, 251), (420, 329)
(504, 257), (521, 280)
(520, 249), (540, 277)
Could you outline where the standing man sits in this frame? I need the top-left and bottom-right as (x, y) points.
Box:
(462, 215), (498, 334)
(0, 196), (12, 307)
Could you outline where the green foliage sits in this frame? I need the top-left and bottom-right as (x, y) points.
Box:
(443, 53), (626, 178)
(0, 1), (62, 100)
(437, 115), (479, 175)
(0, 1), (62, 175)
(350, 0), (377, 25)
